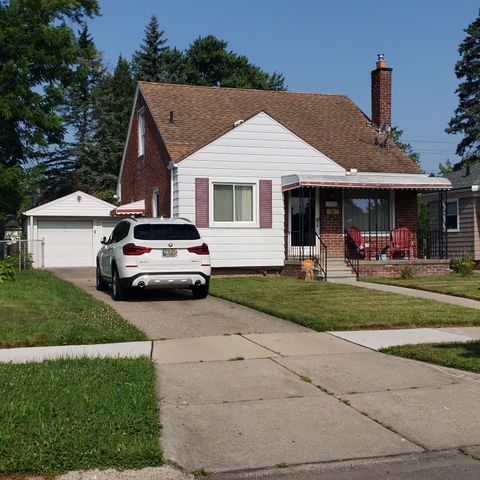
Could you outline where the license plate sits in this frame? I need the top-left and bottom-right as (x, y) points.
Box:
(162, 248), (178, 257)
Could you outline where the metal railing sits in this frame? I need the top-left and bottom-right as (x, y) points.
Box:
(286, 231), (328, 281)
(344, 231), (360, 280)
(0, 239), (45, 270)
(313, 232), (328, 281)
(418, 231), (448, 260)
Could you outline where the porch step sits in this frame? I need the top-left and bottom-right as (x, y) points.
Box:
(326, 260), (357, 280)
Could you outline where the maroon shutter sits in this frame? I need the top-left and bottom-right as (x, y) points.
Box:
(259, 179), (272, 228)
(195, 178), (209, 228)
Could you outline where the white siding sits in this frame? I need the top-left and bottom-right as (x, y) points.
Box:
(176, 111), (345, 268)
(25, 191), (115, 218)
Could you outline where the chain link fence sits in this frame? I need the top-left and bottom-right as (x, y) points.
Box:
(0, 239), (45, 270)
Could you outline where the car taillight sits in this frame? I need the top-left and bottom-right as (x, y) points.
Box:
(187, 243), (209, 255)
(123, 243), (152, 255)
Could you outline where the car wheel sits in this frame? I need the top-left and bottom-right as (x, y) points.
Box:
(96, 263), (108, 291)
(192, 282), (209, 300)
(112, 266), (126, 301)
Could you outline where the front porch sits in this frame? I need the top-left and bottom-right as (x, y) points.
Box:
(282, 174), (451, 280)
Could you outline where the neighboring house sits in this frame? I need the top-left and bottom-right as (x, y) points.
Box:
(423, 162), (480, 266)
(117, 55), (451, 277)
(25, 191), (119, 268)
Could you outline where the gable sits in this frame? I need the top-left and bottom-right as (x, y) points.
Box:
(180, 111), (346, 175)
(25, 191), (116, 217)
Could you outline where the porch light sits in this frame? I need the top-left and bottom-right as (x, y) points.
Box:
(472, 185), (479, 192)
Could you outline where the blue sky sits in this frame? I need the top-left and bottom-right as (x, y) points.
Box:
(90, 0), (479, 174)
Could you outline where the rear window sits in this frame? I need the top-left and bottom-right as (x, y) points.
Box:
(134, 224), (201, 241)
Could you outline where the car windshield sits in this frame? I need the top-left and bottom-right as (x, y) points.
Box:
(134, 224), (201, 241)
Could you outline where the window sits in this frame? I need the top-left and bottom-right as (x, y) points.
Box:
(152, 188), (160, 217)
(343, 190), (391, 231)
(134, 224), (200, 241)
(446, 200), (459, 231)
(110, 222), (130, 243)
(213, 184), (254, 222)
(138, 109), (145, 157)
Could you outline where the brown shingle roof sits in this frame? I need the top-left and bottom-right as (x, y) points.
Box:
(138, 81), (422, 174)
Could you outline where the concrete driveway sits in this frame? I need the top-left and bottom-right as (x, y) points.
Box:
(50, 267), (308, 339)
(50, 268), (480, 478)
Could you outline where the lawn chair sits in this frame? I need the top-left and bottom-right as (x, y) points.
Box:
(389, 227), (413, 259)
(345, 227), (370, 260)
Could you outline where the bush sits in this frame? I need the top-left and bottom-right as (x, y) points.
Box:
(400, 264), (414, 280)
(0, 258), (15, 283)
(451, 252), (476, 277)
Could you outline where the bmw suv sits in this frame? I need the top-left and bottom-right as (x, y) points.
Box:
(96, 218), (211, 300)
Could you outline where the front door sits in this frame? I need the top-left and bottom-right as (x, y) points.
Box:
(289, 188), (317, 255)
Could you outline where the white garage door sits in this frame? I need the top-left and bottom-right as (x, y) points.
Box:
(38, 220), (94, 267)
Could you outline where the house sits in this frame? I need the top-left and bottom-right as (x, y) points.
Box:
(117, 55), (452, 278)
(25, 191), (120, 267)
(422, 161), (480, 267)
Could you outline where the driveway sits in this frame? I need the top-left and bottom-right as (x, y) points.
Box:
(50, 267), (308, 339)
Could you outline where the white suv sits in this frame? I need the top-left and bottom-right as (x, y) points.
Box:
(96, 218), (211, 301)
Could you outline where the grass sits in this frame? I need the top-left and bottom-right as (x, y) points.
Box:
(0, 357), (163, 475)
(382, 341), (480, 374)
(363, 272), (480, 301)
(209, 276), (480, 331)
(0, 270), (146, 348)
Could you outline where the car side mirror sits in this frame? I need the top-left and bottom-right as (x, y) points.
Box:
(101, 236), (107, 245)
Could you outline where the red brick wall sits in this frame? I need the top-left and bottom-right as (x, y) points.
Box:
(359, 260), (450, 278)
(319, 188), (344, 258)
(119, 93), (171, 217)
(371, 67), (392, 128)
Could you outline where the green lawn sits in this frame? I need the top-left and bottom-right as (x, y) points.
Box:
(210, 276), (480, 331)
(382, 341), (480, 374)
(362, 272), (480, 301)
(0, 358), (162, 475)
(0, 270), (146, 348)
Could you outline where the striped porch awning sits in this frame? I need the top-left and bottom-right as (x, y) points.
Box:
(111, 199), (145, 216)
(281, 173), (451, 191)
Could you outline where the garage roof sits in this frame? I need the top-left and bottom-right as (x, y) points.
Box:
(24, 191), (116, 217)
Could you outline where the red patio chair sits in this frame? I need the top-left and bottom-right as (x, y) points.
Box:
(345, 227), (374, 260)
(389, 227), (413, 259)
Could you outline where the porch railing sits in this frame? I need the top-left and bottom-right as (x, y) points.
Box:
(286, 231), (328, 281)
(344, 231), (360, 280)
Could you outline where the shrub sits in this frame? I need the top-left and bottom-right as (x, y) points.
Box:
(400, 264), (414, 280)
(451, 252), (476, 277)
(0, 258), (16, 283)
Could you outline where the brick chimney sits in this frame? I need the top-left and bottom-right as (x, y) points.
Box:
(371, 54), (392, 129)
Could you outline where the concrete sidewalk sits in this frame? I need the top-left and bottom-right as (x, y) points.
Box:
(333, 277), (480, 310)
(155, 332), (480, 474)
(329, 326), (480, 350)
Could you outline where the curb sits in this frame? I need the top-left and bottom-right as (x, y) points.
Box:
(0, 341), (153, 364)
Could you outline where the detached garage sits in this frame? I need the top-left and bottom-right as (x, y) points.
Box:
(25, 191), (119, 268)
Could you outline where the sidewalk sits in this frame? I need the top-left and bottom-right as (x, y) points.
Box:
(332, 277), (480, 310)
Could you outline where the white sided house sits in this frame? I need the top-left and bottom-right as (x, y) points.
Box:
(25, 192), (119, 267)
(117, 56), (452, 278)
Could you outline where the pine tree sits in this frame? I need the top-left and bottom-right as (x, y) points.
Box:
(446, 12), (480, 160)
(131, 15), (168, 82)
(46, 24), (105, 195)
(90, 56), (136, 195)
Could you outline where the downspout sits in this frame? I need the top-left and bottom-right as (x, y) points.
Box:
(167, 161), (177, 218)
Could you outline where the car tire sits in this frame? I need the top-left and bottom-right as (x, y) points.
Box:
(112, 266), (127, 301)
(192, 282), (209, 300)
(96, 263), (108, 291)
